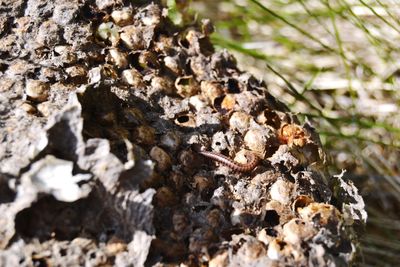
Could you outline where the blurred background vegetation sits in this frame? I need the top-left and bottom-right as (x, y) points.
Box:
(164, 0), (400, 265)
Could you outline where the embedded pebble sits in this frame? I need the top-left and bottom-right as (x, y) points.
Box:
(270, 179), (292, 205)
(111, 8), (133, 26)
(282, 218), (315, 245)
(108, 48), (128, 69)
(298, 203), (341, 225)
(37, 101), (52, 117)
(151, 76), (175, 95)
(175, 76), (200, 97)
(25, 80), (50, 102)
(150, 146), (172, 172)
(122, 69), (145, 88)
(20, 102), (36, 114)
(244, 128), (268, 155)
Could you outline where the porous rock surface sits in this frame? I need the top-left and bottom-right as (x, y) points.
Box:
(0, 0), (366, 266)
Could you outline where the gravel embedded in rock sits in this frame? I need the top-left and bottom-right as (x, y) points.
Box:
(0, 1), (365, 266)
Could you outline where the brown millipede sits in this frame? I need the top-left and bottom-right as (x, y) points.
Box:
(199, 151), (259, 173)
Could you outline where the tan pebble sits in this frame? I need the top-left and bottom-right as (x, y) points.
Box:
(108, 48), (128, 69)
(120, 25), (145, 50)
(151, 76), (174, 95)
(139, 51), (159, 69)
(164, 56), (181, 76)
(200, 81), (224, 104)
(175, 76), (199, 97)
(140, 4), (161, 26)
(150, 146), (172, 172)
(111, 8), (133, 26)
(278, 123), (308, 147)
(20, 102), (36, 114)
(282, 218), (315, 245)
(239, 239), (268, 260)
(36, 19), (60, 47)
(41, 67), (58, 80)
(106, 237), (127, 255)
(244, 128), (267, 155)
(7, 60), (30, 76)
(270, 179), (292, 205)
(37, 101), (52, 117)
(234, 149), (255, 165)
(209, 251), (228, 267)
(220, 94), (236, 110)
(71, 237), (94, 247)
(54, 45), (70, 54)
(121, 69), (145, 88)
(298, 203), (341, 225)
(153, 35), (174, 54)
(229, 112), (251, 132)
(185, 29), (198, 46)
(120, 25), (136, 48)
(25, 80), (49, 102)
(65, 65), (87, 79)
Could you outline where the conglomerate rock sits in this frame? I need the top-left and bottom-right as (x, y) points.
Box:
(0, 0), (366, 266)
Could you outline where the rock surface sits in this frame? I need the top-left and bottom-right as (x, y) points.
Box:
(0, 0), (366, 266)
